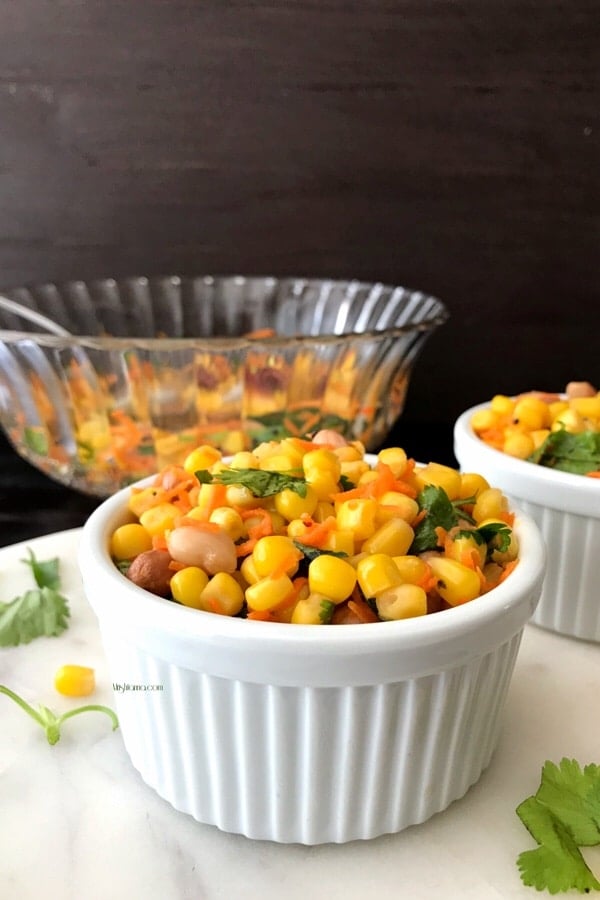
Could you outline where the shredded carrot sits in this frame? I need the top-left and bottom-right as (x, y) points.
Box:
(498, 510), (515, 526)
(269, 551), (302, 580)
(168, 560), (187, 572)
(587, 471), (600, 478)
(416, 565), (438, 595)
(295, 515), (337, 548)
(246, 608), (274, 621)
(174, 517), (222, 533)
(152, 533), (168, 551)
(330, 460), (417, 502)
(208, 597), (225, 615)
(498, 559), (519, 584)
(434, 526), (448, 547)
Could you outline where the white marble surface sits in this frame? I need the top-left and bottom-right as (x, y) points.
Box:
(1, 528), (600, 899)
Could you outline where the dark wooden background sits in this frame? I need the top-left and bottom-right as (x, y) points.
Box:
(0, 1), (599, 539)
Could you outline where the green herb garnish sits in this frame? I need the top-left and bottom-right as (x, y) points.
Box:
(0, 550), (70, 647)
(293, 541), (348, 561)
(318, 599), (335, 624)
(409, 485), (475, 553)
(196, 467), (308, 498)
(24, 426), (49, 456)
(516, 759), (600, 893)
(455, 522), (513, 554)
(0, 685), (118, 746)
(528, 429), (600, 475)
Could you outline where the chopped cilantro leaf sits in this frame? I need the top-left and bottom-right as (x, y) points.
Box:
(409, 485), (459, 553)
(0, 551), (70, 646)
(293, 541), (348, 561)
(318, 599), (335, 624)
(195, 467), (308, 498)
(516, 759), (600, 893)
(529, 429), (600, 475)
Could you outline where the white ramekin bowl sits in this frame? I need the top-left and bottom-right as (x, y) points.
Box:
(454, 402), (600, 642)
(79, 475), (545, 844)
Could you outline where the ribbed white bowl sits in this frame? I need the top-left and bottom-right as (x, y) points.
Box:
(79, 477), (545, 844)
(454, 403), (600, 642)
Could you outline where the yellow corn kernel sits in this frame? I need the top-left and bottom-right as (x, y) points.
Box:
(277, 439), (306, 467)
(291, 592), (334, 625)
(339, 459), (371, 485)
(321, 529), (355, 556)
(414, 462), (462, 500)
(472, 488), (508, 524)
(457, 472), (490, 501)
(192, 483), (226, 519)
(78, 417), (111, 451)
(183, 445), (222, 475)
(240, 554), (261, 585)
(128, 486), (163, 518)
(552, 408), (585, 434)
(336, 498), (378, 540)
(302, 448), (342, 480)
(490, 394), (515, 416)
(548, 400), (569, 422)
(110, 523), (153, 560)
(377, 446), (408, 477)
(225, 484), (266, 509)
(229, 451), (260, 469)
(170, 566), (210, 608)
(252, 440), (280, 460)
(512, 397), (551, 430)
(333, 444), (364, 462)
(376, 492), (419, 525)
(258, 453), (298, 473)
(252, 535), (301, 578)
(530, 428), (551, 450)
(552, 409), (585, 434)
(208, 507), (245, 541)
(139, 502), (180, 536)
(569, 396), (600, 419)
(361, 518), (414, 557)
(446, 531), (487, 568)
(303, 449), (342, 499)
(274, 485), (318, 521)
(477, 517), (519, 563)
(245, 573), (295, 611)
(220, 430), (246, 455)
(503, 431), (535, 459)
(471, 408), (499, 432)
(427, 557), (481, 606)
(357, 469), (379, 487)
(392, 555), (431, 585)
(308, 555), (357, 603)
(54, 664), (96, 697)
(313, 501), (336, 522)
(376, 583), (427, 620)
(357, 554), (403, 598)
(199, 572), (244, 616)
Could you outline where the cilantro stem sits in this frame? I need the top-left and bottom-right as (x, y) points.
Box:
(0, 684), (119, 745)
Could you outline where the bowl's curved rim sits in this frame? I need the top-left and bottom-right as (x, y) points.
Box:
(0, 274), (449, 347)
(454, 402), (600, 517)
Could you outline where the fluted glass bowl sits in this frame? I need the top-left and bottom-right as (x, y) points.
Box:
(0, 275), (448, 496)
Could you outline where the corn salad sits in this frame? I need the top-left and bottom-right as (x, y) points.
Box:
(111, 434), (520, 624)
(470, 381), (600, 476)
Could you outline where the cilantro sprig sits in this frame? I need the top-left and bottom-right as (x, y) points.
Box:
(196, 467), (308, 498)
(409, 485), (476, 553)
(0, 684), (118, 746)
(0, 550), (70, 647)
(528, 429), (600, 475)
(516, 759), (600, 893)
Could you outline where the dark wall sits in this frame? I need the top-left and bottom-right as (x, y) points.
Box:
(1, 1), (598, 433)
